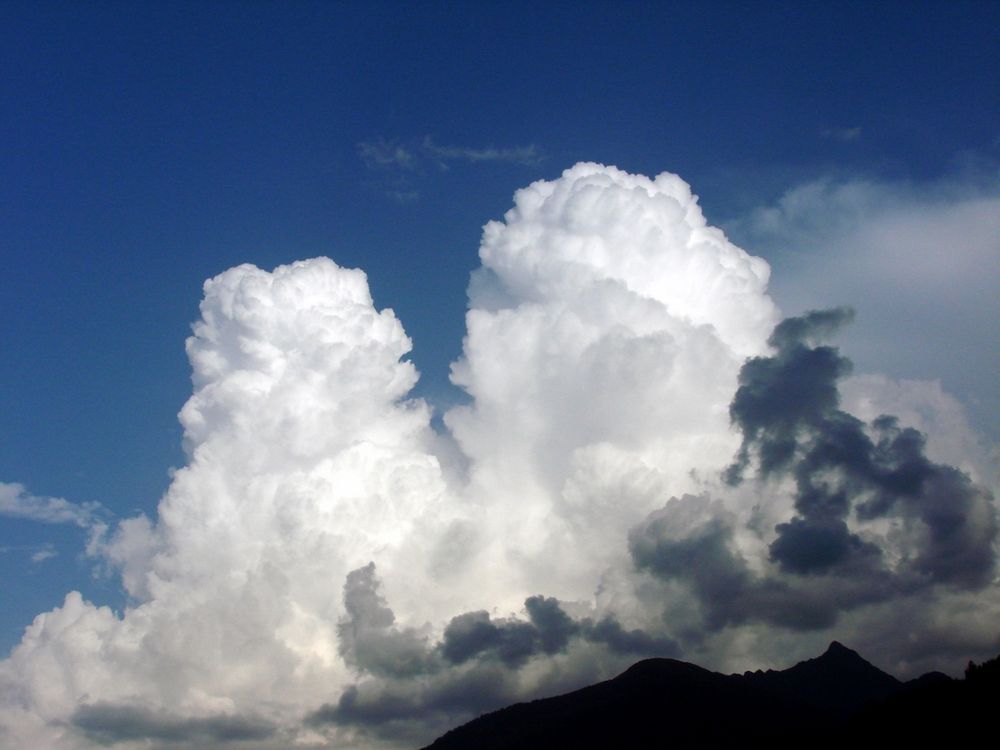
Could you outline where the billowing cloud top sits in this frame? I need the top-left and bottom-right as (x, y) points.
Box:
(1, 164), (996, 750)
(447, 164), (779, 605)
(472, 163), (775, 355)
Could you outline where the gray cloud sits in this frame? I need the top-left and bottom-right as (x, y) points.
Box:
(629, 312), (997, 641)
(71, 703), (275, 745)
(630, 503), (755, 630)
(726, 309), (996, 585)
(524, 595), (578, 654)
(438, 598), (677, 668)
(441, 610), (537, 667)
(337, 564), (677, 678)
(312, 565), (679, 740)
(630, 495), (897, 633)
(308, 662), (514, 730)
(579, 616), (679, 657)
(338, 563), (434, 678)
(724, 307), (857, 484)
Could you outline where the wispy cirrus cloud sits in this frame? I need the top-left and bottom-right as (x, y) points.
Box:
(421, 136), (542, 167)
(357, 138), (417, 170)
(357, 136), (543, 199)
(0, 482), (103, 528)
(0, 542), (58, 564)
(29, 544), (57, 563)
(820, 126), (862, 142)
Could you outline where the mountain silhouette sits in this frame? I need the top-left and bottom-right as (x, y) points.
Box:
(423, 643), (997, 749)
(738, 640), (900, 717)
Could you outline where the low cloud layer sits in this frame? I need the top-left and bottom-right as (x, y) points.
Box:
(1, 164), (997, 749)
(308, 562), (678, 744)
(72, 704), (276, 746)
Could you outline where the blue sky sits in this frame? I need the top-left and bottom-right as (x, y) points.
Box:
(1, 0), (999, 732)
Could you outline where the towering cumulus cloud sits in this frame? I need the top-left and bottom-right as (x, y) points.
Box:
(446, 163), (778, 608)
(1, 165), (997, 749)
(0, 259), (456, 748)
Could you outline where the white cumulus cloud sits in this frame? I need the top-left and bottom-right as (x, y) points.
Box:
(0, 165), (996, 750)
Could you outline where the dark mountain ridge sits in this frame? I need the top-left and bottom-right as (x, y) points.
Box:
(423, 643), (999, 749)
(738, 640), (901, 716)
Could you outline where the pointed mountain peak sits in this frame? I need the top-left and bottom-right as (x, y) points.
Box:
(808, 640), (890, 676)
(737, 640), (901, 718)
(822, 640), (859, 659)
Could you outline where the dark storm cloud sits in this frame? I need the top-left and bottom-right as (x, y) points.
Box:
(630, 504), (755, 630)
(579, 615), (680, 657)
(338, 563), (434, 678)
(337, 565), (676, 680)
(632, 311), (997, 636)
(304, 663), (524, 750)
(439, 598), (677, 667)
(723, 307), (856, 484)
(440, 610), (538, 667)
(768, 517), (880, 575)
(860, 416), (996, 586)
(311, 612), (677, 739)
(525, 595), (579, 653)
(337, 564), (562, 677)
(313, 567), (678, 736)
(525, 595), (678, 657)
(307, 662), (514, 731)
(71, 703), (275, 745)
(629, 495), (893, 632)
(725, 309), (996, 584)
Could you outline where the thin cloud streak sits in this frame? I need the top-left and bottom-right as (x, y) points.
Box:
(820, 126), (862, 142)
(358, 138), (416, 170)
(357, 136), (543, 199)
(0, 482), (103, 528)
(421, 136), (542, 166)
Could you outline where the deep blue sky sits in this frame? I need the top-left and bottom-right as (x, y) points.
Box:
(2, 1), (998, 653)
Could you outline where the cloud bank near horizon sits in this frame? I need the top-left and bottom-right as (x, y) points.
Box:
(1, 164), (997, 749)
